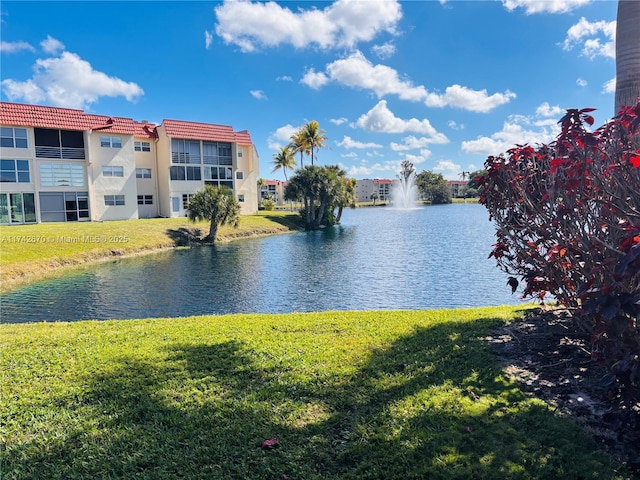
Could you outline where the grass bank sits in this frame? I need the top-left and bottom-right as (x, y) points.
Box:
(0, 307), (627, 479)
(0, 212), (303, 292)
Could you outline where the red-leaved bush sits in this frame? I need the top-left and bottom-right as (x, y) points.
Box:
(479, 102), (640, 430)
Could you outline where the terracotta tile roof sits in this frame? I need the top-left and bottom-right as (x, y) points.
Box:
(163, 119), (253, 145)
(373, 179), (394, 184)
(133, 121), (158, 139)
(0, 102), (135, 134)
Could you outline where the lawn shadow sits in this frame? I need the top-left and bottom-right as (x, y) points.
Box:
(3, 316), (623, 479)
(258, 213), (305, 230)
(165, 226), (203, 246)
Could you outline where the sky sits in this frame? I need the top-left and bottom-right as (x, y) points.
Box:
(0, 0), (618, 181)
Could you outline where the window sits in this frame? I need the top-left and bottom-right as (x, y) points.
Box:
(104, 195), (125, 206)
(136, 168), (152, 179)
(137, 195), (153, 205)
(100, 136), (122, 148)
(203, 166), (233, 189)
(134, 141), (151, 152)
(34, 128), (85, 159)
(186, 166), (201, 181)
(182, 194), (194, 209)
(102, 166), (124, 177)
(171, 197), (180, 212)
(238, 194), (245, 203)
(202, 141), (232, 165)
(0, 192), (36, 224)
(0, 160), (30, 183)
(0, 127), (28, 148)
(236, 171), (243, 180)
(39, 192), (89, 222)
(170, 165), (201, 181)
(171, 139), (200, 164)
(170, 166), (186, 181)
(39, 163), (85, 187)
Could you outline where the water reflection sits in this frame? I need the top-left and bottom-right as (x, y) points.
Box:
(1, 204), (524, 323)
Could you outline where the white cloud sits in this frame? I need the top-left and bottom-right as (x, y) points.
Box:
(535, 102), (563, 118)
(1, 51), (143, 109)
(371, 41), (396, 59)
(267, 123), (299, 150)
(330, 117), (348, 125)
(336, 135), (382, 149)
(341, 152), (358, 158)
(448, 120), (465, 130)
(40, 35), (64, 54)
(300, 68), (330, 89)
(0, 40), (35, 53)
(277, 75), (292, 82)
(562, 17), (615, 60)
(433, 160), (462, 180)
(502, 0), (590, 14)
(576, 77), (588, 87)
(250, 89), (268, 100)
(461, 114), (560, 156)
(345, 159), (404, 177)
(355, 100), (449, 142)
(323, 51), (428, 101)
(205, 30), (213, 49)
(214, 0), (402, 52)
(401, 150), (431, 165)
(425, 84), (516, 112)
(390, 135), (441, 151)
(304, 51), (513, 112)
(603, 77), (616, 94)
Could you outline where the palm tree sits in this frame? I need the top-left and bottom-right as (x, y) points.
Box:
(271, 147), (296, 182)
(301, 121), (327, 166)
(289, 130), (310, 169)
(186, 185), (240, 242)
(615, 0), (640, 114)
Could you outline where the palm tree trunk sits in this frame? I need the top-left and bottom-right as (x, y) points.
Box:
(207, 221), (218, 242)
(615, 0), (640, 114)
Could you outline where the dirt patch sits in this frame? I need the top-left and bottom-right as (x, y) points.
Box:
(486, 307), (639, 476)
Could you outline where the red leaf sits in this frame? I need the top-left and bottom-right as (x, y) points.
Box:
(630, 155), (640, 168)
(261, 437), (279, 449)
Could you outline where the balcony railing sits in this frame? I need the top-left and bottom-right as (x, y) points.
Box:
(35, 146), (85, 160)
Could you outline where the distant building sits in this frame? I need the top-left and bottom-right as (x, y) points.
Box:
(355, 178), (394, 203)
(259, 179), (286, 205)
(0, 102), (259, 224)
(448, 180), (468, 198)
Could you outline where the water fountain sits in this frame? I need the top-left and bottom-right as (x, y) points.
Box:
(390, 161), (419, 209)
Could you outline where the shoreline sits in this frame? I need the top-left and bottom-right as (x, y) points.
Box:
(0, 215), (303, 294)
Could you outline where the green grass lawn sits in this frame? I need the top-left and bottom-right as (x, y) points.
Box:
(0, 307), (627, 479)
(0, 213), (303, 292)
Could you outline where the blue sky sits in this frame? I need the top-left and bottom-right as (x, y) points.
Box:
(0, 0), (617, 181)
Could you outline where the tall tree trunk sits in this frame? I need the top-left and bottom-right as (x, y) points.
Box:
(615, 0), (640, 114)
(207, 221), (218, 242)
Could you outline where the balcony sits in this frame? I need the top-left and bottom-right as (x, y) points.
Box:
(35, 146), (86, 160)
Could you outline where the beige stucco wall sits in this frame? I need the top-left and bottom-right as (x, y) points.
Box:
(234, 143), (259, 214)
(134, 138), (159, 218)
(88, 132), (138, 221)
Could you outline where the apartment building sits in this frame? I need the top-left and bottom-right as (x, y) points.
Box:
(259, 179), (286, 205)
(0, 102), (259, 224)
(355, 178), (394, 203)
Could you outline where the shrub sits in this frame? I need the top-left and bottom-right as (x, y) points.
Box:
(479, 103), (640, 427)
(261, 198), (275, 211)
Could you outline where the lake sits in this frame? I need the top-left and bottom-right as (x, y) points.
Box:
(1, 203), (525, 323)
